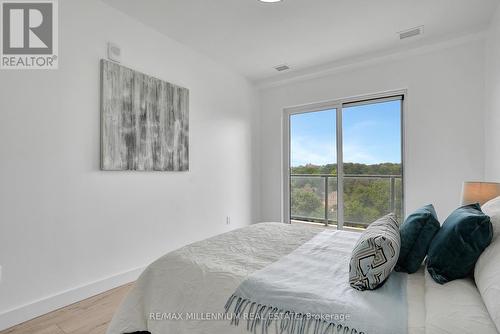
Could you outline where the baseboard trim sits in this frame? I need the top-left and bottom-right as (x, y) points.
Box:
(0, 266), (145, 331)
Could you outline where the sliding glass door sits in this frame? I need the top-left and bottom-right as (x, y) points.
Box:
(290, 109), (337, 224)
(286, 94), (404, 229)
(341, 98), (403, 228)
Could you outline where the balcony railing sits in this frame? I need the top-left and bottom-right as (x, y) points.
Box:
(290, 174), (403, 228)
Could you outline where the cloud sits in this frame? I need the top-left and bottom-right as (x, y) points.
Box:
(291, 136), (335, 166)
(291, 136), (387, 166)
(290, 116), (400, 166)
(343, 143), (378, 164)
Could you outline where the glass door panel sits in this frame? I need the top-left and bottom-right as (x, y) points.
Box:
(289, 109), (337, 225)
(342, 99), (403, 228)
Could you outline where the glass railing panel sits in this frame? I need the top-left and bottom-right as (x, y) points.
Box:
(393, 177), (403, 221)
(290, 176), (326, 222)
(291, 174), (402, 228)
(327, 176), (338, 224)
(343, 176), (398, 228)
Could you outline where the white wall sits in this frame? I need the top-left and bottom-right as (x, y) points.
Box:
(485, 5), (500, 180)
(0, 0), (259, 329)
(259, 37), (486, 223)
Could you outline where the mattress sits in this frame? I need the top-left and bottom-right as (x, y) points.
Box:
(106, 222), (426, 334)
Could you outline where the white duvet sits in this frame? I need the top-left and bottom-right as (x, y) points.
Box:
(106, 222), (494, 334)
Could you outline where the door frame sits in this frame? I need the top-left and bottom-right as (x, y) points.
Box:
(282, 89), (407, 227)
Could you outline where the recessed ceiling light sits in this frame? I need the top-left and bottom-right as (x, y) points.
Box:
(259, 0), (282, 2)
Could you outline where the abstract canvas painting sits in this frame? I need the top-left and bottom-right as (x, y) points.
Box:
(101, 59), (189, 171)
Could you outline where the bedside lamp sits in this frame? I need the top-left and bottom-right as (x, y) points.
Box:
(461, 182), (500, 206)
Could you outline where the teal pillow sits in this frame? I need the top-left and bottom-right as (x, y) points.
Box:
(395, 204), (440, 274)
(426, 203), (493, 284)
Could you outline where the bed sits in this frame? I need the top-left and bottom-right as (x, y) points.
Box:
(106, 222), (498, 334)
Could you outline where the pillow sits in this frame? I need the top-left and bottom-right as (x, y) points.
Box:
(481, 195), (500, 235)
(426, 203), (492, 284)
(349, 213), (401, 291)
(475, 196), (500, 331)
(396, 204), (440, 274)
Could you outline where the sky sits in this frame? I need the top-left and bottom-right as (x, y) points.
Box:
(290, 100), (401, 167)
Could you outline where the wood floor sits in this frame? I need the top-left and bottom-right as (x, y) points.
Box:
(0, 283), (134, 334)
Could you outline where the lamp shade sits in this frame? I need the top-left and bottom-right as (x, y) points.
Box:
(461, 182), (500, 206)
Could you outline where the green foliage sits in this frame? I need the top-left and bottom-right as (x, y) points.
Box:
(291, 164), (336, 175)
(291, 187), (323, 218)
(291, 163), (401, 176)
(290, 163), (403, 226)
(344, 179), (392, 223)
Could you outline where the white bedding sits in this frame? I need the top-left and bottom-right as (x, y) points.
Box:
(228, 229), (408, 334)
(107, 222), (426, 334)
(425, 270), (498, 334)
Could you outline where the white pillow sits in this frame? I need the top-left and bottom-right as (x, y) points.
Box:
(482, 196), (500, 236)
(475, 196), (500, 332)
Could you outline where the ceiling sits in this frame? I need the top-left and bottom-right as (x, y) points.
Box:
(101, 0), (499, 83)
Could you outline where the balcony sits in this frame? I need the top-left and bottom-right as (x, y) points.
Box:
(291, 174), (403, 228)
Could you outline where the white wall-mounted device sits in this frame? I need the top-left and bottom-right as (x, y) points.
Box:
(107, 42), (121, 63)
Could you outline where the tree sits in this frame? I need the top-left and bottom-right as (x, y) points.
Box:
(291, 188), (322, 218)
(290, 162), (403, 226)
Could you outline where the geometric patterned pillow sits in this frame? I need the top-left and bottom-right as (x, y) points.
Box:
(349, 213), (401, 291)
